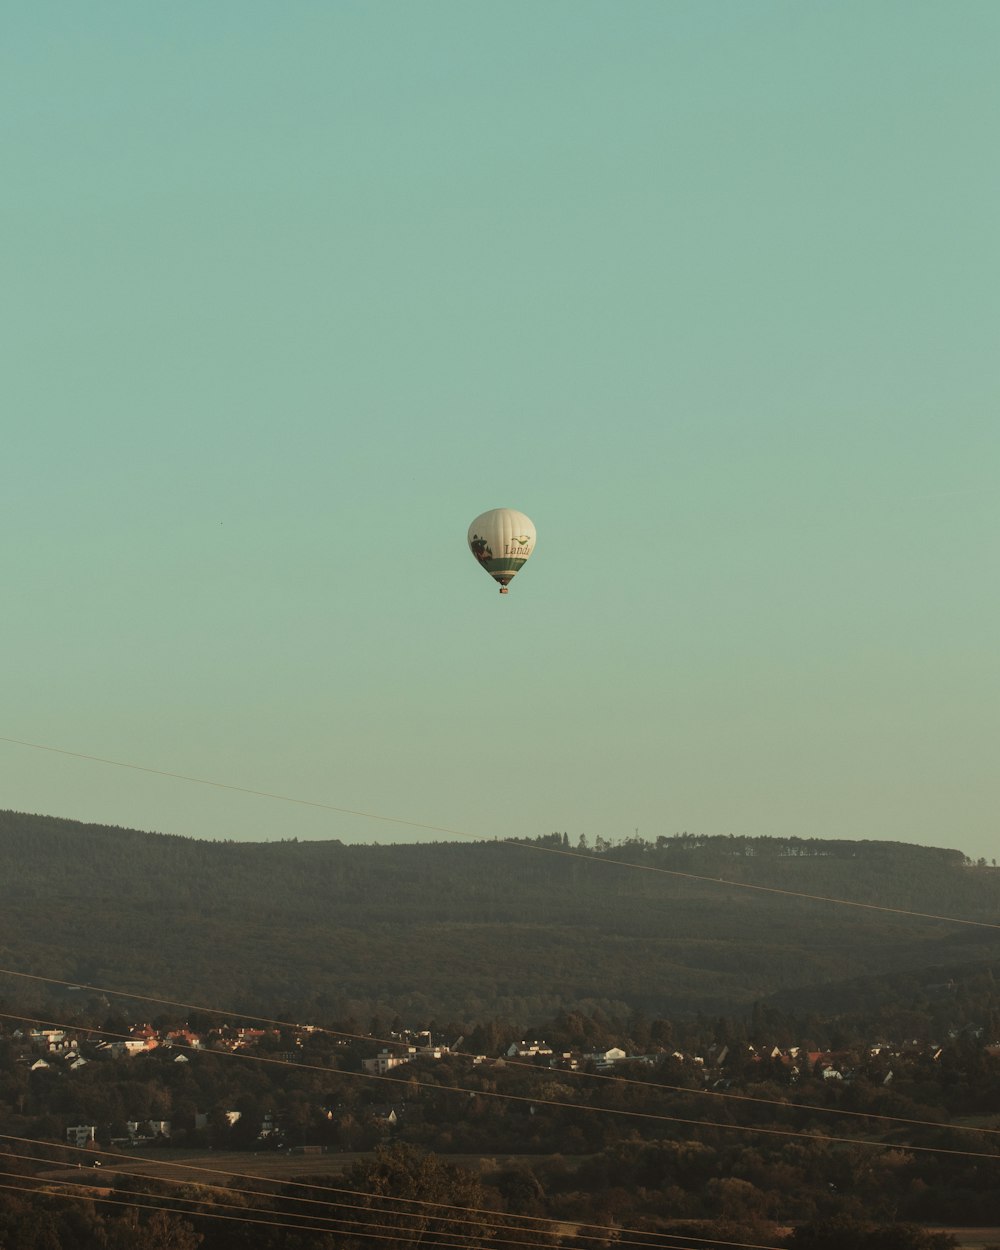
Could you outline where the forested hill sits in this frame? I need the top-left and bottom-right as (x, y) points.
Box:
(2, 810), (999, 1023)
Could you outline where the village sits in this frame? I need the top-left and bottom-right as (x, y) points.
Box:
(4, 1016), (997, 1154)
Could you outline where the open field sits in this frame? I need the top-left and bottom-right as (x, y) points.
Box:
(38, 1147), (570, 1187)
(40, 1148), (368, 1186)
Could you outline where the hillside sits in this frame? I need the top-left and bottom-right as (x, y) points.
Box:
(2, 811), (999, 1023)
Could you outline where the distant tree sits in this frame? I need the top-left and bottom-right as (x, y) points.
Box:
(105, 1209), (202, 1250)
(787, 1218), (956, 1249)
(334, 1143), (555, 1248)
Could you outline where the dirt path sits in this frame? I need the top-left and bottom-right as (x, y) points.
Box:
(935, 1232), (1000, 1250)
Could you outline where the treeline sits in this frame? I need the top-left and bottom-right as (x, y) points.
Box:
(525, 829), (974, 864)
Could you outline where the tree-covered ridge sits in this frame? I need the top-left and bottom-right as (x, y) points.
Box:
(2, 810), (999, 1023)
(3, 811), (1000, 1248)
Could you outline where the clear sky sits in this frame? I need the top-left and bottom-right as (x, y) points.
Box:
(3, 2), (997, 860)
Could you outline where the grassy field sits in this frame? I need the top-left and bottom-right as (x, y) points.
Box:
(38, 1146), (559, 1187)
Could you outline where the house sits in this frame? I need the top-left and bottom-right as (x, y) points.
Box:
(106, 1039), (155, 1058)
(584, 1047), (628, 1069)
(368, 1103), (405, 1129)
(233, 1028), (280, 1050)
(165, 1029), (203, 1049)
(362, 1041), (449, 1076)
(363, 1048), (414, 1076)
(66, 1125), (97, 1147)
(506, 1040), (553, 1059)
(126, 1119), (171, 1141)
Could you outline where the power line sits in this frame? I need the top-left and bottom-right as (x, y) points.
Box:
(1, 1135), (786, 1250)
(5, 965), (1000, 1144)
(0, 1152), (547, 1250)
(0, 1160), (547, 1250)
(0, 1173), (529, 1250)
(4, 732), (1000, 1241)
(2, 734), (997, 931)
(0, 735), (469, 837)
(4, 1008), (1000, 1164)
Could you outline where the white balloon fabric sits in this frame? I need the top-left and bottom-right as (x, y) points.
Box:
(467, 509), (536, 594)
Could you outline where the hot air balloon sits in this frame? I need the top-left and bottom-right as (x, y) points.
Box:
(467, 508), (536, 595)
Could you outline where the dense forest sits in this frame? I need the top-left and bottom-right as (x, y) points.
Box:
(1, 810), (999, 1023)
(3, 811), (1000, 1247)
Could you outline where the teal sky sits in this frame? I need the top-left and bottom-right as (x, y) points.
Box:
(4, 2), (998, 860)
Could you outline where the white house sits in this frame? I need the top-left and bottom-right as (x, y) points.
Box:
(585, 1047), (628, 1069)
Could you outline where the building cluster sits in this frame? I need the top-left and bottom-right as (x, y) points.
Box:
(5, 1022), (299, 1066)
(4, 1019), (997, 1154)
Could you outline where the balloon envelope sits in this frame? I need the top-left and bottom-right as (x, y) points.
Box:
(467, 509), (536, 593)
